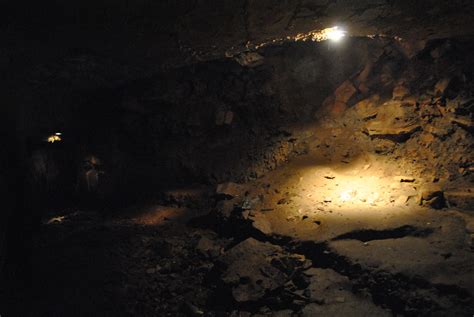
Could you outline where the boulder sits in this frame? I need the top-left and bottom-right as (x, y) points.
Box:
(335, 80), (357, 105)
(365, 121), (420, 141)
(216, 182), (244, 199)
(364, 100), (420, 141)
(219, 238), (287, 302)
(235, 52), (264, 67)
(419, 185), (445, 209)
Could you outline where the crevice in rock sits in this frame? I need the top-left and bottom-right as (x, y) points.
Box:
(204, 211), (473, 315)
(331, 225), (434, 242)
(289, 239), (474, 316)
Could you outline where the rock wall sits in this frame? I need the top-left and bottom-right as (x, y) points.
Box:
(21, 37), (474, 209)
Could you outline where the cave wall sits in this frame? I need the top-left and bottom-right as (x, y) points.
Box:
(16, 37), (474, 209)
(48, 38), (376, 202)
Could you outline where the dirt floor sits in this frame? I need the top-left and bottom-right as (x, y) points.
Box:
(31, 118), (474, 316)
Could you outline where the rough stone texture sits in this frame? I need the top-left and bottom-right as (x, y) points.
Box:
(301, 268), (391, 316)
(218, 238), (286, 302)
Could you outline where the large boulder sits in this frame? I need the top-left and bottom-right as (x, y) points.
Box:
(218, 238), (287, 302)
(364, 100), (420, 141)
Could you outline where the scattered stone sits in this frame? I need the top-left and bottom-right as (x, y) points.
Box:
(420, 185), (445, 209)
(216, 182), (244, 199)
(394, 176), (416, 183)
(235, 52), (264, 67)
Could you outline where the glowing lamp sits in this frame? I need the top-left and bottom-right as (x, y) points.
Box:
(47, 135), (62, 143)
(325, 26), (347, 42)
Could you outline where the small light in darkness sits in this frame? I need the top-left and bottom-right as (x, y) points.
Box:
(326, 26), (347, 42)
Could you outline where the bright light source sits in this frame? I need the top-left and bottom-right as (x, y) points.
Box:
(325, 26), (347, 42)
(340, 190), (353, 202)
(55, 132), (62, 136)
(47, 135), (62, 143)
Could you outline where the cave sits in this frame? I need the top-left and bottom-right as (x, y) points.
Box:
(1, 1), (474, 316)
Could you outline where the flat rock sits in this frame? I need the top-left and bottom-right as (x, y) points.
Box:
(301, 268), (390, 316)
(328, 216), (474, 295)
(365, 121), (420, 141)
(249, 212), (273, 235)
(219, 238), (287, 302)
(364, 100), (420, 141)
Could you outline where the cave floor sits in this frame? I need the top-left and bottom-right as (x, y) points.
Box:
(31, 145), (474, 316)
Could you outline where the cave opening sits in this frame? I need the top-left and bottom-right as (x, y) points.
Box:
(1, 2), (474, 316)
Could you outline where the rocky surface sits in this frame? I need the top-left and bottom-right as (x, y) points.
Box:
(4, 24), (474, 317)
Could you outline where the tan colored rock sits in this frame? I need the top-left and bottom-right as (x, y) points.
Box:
(216, 182), (244, 199)
(392, 85), (410, 100)
(354, 95), (379, 120)
(364, 100), (420, 141)
(365, 121), (420, 141)
(250, 212), (273, 235)
(335, 80), (357, 104)
(451, 115), (474, 132)
(419, 184), (445, 209)
(435, 78), (452, 96)
(419, 132), (435, 145)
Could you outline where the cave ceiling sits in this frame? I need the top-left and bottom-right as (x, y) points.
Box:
(3, 0), (474, 69)
(2, 0), (474, 107)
